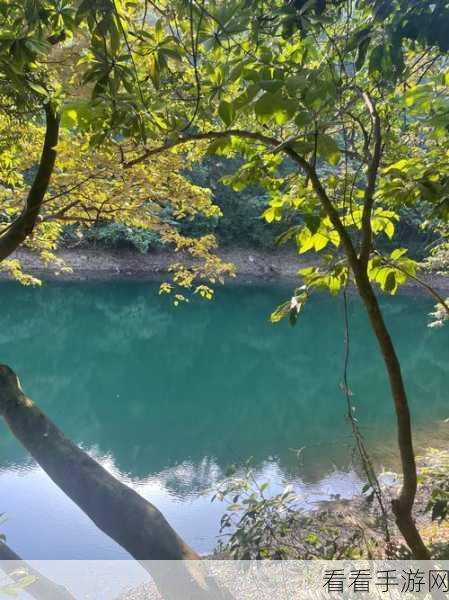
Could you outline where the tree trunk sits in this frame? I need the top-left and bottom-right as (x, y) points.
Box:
(0, 104), (60, 262)
(285, 144), (430, 559)
(353, 270), (430, 559)
(0, 365), (232, 599)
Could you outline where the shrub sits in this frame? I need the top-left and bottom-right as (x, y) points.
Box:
(213, 468), (374, 559)
(61, 222), (164, 253)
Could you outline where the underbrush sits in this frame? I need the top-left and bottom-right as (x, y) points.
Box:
(213, 449), (449, 560)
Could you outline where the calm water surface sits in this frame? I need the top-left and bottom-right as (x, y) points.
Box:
(0, 281), (448, 558)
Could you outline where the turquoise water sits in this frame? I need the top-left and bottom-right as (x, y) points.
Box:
(0, 282), (448, 558)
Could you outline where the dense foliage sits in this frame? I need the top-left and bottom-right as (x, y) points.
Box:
(0, 1), (235, 298)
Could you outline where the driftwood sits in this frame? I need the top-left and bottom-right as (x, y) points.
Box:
(0, 365), (232, 600)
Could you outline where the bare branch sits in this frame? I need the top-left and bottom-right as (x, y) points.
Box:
(359, 91), (382, 268)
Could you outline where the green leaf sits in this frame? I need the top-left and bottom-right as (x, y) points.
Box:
(270, 294), (305, 325)
(60, 101), (103, 132)
(390, 248), (407, 260)
(294, 111), (313, 128)
(347, 26), (372, 51)
(254, 93), (275, 117)
(148, 55), (160, 89)
(270, 300), (290, 323)
(317, 134), (340, 166)
(384, 270), (397, 294)
(259, 80), (283, 93)
(206, 137), (231, 156)
(304, 214), (320, 235)
(61, 107), (78, 128)
(285, 74), (307, 95)
(368, 44), (387, 77)
(28, 82), (48, 97)
(296, 227), (314, 254)
(233, 83), (260, 109)
(110, 16), (121, 55)
(383, 158), (410, 174)
(290, 139), (314, 155)
(313, 232), (328, 251)
(254, 93), (295, 125)
(355, 37), (371, 72)
(384, 220), (395, 239)
(263, 206), (282, 223)
(368, 261), (403, 295)
(276, 225), (301, 246)
(218, 100), (235, 127)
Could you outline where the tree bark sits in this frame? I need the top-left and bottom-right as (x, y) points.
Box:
(0, 365), (232, 600)
(352, 268), (430, 559)
(0, 104), (60, 262)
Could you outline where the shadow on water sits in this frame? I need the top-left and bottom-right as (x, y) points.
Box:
(0, 281), (448, 556)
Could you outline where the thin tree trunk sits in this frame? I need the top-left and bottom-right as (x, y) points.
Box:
(0, 365), (232, 600)
(283, 144), (430, 559)
(0, 104), (60, 261)
(353, 269), (430, 559)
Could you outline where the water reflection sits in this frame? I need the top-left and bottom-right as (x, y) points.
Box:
(0, 282), (448, 557)
(0, 450), (363, 558)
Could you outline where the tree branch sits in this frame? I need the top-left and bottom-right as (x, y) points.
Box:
(0, 104), (60, 261)
(41, 170), (107, 205)
(359, 92), (382, 268)
(123, 129), (280, 168)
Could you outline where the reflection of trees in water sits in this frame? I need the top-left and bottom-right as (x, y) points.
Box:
(0, 282), (448, 488)
(77, 450), (362, 502)
(142, 456), (223, 498)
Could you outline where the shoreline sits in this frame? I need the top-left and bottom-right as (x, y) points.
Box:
(1, 247), (449, 293)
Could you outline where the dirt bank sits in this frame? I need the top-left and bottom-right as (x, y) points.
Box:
(1, 247), (449, 293)
(0, 247), (304, 283)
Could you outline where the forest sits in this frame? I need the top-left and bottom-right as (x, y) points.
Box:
(0, 0), (449, 598)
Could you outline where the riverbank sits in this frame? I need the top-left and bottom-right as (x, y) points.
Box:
(0, 247), (306, 283)
(1, 247), (449, 292)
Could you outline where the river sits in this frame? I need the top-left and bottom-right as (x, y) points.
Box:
(0, 281), (448, 558)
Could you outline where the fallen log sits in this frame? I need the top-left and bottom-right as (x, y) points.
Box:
(0, 365), (232, 600)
